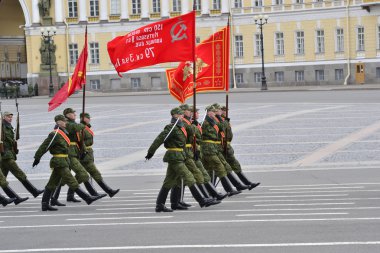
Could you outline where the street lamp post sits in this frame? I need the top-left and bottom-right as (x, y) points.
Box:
(40, 26), (56, 97)
(254, 14), (269, 91)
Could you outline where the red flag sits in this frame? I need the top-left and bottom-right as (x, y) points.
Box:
(107, 11), (195, 76)
(48, 28), (88, 111)
(166, 26), (230, 103)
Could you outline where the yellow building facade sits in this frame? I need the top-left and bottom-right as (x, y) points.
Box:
(0, 0), (379, 94)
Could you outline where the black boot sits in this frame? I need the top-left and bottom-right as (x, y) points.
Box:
(227, 173), (249, 191)
(67, 188), (81, 203)
(189, 184), (220, 208)
(155, 187), (173, 212)
(74, 187), (103, 205)
(237, 172), (261, 190)
(2, 186), (29, 205)
(50, 185), (66, 206)
(198, 184), (211, 198)
(21, 179), (44, 198)
(97, 180), (120, 198)
(178, 184), (191, 207)
(84, 181), (107, 199)
(0, 193), (15, 207)
(170, 187), (187, 210)
(220, 176), (241, 197)
(41, 188), (58, 211)
(205, 182), (228, 201)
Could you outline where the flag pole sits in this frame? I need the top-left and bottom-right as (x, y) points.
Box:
(226, 14), (231, 119)
(192, 2), (196, 121)
(81, 26), (88, 122)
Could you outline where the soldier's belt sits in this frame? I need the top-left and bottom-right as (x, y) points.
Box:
(185, 144), (192, 148)
(86, 146), (93, 149)
(227, 141), (231, 144)
(69, 142), (78, 146)
(166, 148), (184, 151)
(202, 140), (221, 144)
(52, 154), (68, 158)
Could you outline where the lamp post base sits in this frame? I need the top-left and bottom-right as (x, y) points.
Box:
(261, 77), (268, 91)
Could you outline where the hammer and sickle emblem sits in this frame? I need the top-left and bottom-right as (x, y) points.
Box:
(171, 20), (188, 43)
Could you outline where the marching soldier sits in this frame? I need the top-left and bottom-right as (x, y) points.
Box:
(1, 111), (44, 199)
(145, 107), (218, 212)
(221, 105), (260, 190)
(50, 108), (106, 206)
(79, 112), (119, 197)
(33, 115), (104, 211)
(201, 106), (246, 196)
(0, 169), (26, 205)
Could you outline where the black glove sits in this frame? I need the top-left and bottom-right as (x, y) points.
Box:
(80, 152), (87, 160)
(192, 120), (199, 126)
(194, 150), (200, 161)
(15, 149), (19, 154)
(145, 152), (154, 160)
(32, 159), (40, 167)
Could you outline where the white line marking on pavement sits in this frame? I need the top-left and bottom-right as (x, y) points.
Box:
(245, 194), (349, 198)
(2, 241), (380, 252)
(269, 186), (364, 191)
(260, 189), (380, 194)
(66, 216), (173, 221)
(292, 120), (380, 166)
(254, 203), (355, 207)
(236, 213), (348, 217)
(259, 182), (380, 188)
(2, 217), (380, 230)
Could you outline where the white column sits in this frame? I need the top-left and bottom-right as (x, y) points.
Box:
(182, 0), (190, 14)
(121, 0), (129, 20)
(100, 0), (108, 20)
(201, 0), (209, 14)
(141, 0), (149, 18)
(161, 0), (169, 17)
(79, 0), (87, 22)
(55, 0), (64, 23)
(32, 0), (40, 24)
(221, 0), (229, 13)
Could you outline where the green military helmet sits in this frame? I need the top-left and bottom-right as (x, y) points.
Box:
(212, 103), (221, 110)
(80, 112), (91, 119)
(179, 104), (191, 111)
(63, 108), (75, 115)
(170, 107), (184, 116)
(54, 114), (67, 122)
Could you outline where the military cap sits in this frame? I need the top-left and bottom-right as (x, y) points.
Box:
(63, 108), (75, 115)
(189, 106), (199, 112)
(80, 112), (91, 119)
(54, 114), (67, 122)
(179, 104), (191, 111)
(221, 105), (227, 111)
(170, 107), (184, 115)
(212, 103), (221, 110)
(206, 105), (216, 112)
(3, 111), (13, 117)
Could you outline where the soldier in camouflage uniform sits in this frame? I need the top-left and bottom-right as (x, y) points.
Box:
(33, 115), (104, 211)
(201, 106), (247, 196)
(145, 107), (218, 212)
(79, 112), (119, 197)
(1, 111), (44, 199)
(220, 105), (260, 190)
(169, 104), (225, 210)
(50, 108), (106, 206)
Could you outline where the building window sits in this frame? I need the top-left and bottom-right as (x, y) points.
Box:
(315, 70), (324, 81)
(194, 0), (201, 10)
(316, 30), (325, 53)
(336, 28), (344, 52)
(254, 33), (261, 56)
(357, 26), (365, 51)
(90, 0), (99, 17)
(378, 25), (380, 49)
(213, 0), (221, 9)
(275, 71), (284, 82)
(376, 67), (380, 78)
(110, 0), (120, 15)
(235, 73), (243, 84)
(296, 31), (304, 54)
(335, 69), (344, 80)
(90, 80), (100, 90)
(296, 0), (304, 3)
(295, 71), (304, 82)
(235, 35), (244, 58)
(152, 0), (161, 13)
(234, 0), (242, 8)
(275, 32), (284, 55)
(275, 0), (283, 4)
(132, 0), (141, 14)
(131, 78), (141, 88)
(69, 43), (78, 65)
(173, 0), (181, 12)
(254, 72), (262, 83)
(68, 0), (78, 17)
(89, 42), (99, 64)
(255, 0), (263, 6)
(196, 37), (200, 44)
